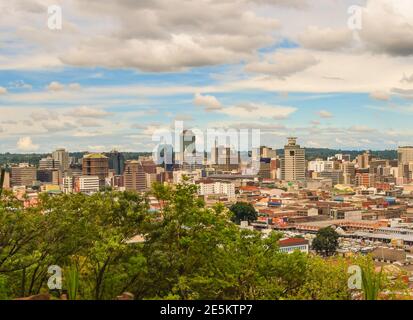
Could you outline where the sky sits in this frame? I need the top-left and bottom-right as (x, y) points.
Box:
(1, 0), (413, 153)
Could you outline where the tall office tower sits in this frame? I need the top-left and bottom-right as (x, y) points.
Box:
(356, 151), (372, 169)
(39, 156), (61, 170)
(211, 144), (240, 172)
(105, 150), (125, 175)
(123, 160), (146, 192)
(260, 146), (277, 159)
(154, 144), (175, 171)
(11, 163), (37, 187)
(180, 130), (202, 170)
(82, 153), (109, 187)
(342, 162), (356, 185)
(52, 148), (69, 171)
(398, 146), (413, 181)
(281, 137), (306, 181)
(258, 158), (272, 179)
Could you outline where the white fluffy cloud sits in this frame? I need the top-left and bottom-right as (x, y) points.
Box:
(359, 0), (413, 56)
(17, 136), (39, 151)
(194, 93), (222, 111)
(0, 87), (7, 94)
(46, 81), (65, 91)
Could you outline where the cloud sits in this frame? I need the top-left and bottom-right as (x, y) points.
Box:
(297, 26), (352, 51)
(194, 93), (222, 111)
(401, 73), (413, 83)
(17, 136), (39, 151)
(245, 49), (319, 79)
(53, 0), (286, 71)
(0, 86), (7, 94)
(218, 103), (297, 120)
(370, 91), (390, 101)
(359, 0), (413, 56)
(317, 110), (333, 118)
(47, 81), (65, 91)
(68, 106), (111, 118)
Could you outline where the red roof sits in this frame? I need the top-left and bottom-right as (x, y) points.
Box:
(278, 238), (309, 247)
(240, 186), (260, 192)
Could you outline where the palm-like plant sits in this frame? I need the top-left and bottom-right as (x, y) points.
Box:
(361, 266), (383, 300)
(65, 265), (80, 300)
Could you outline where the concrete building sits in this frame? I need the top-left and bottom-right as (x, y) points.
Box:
(52, 148), (69, 171)
(278, 238), (309, 254)
(198, 181), (236, 200)
(11, 163), (36, 187)
(123, 160), (146, 192)
(82, 153), (109, 187)
(308, 159), (334, 173)
(105, 150), (125, 176)
(398, 146), (413, 182)
(281, 137), (306, 181)
(75, 176), (100, 194)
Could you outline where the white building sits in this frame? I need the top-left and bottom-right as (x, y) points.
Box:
(173, 170), (202, 184)
(76, 176), (100, 194)
(198, 181), (236, 200)
(308, 159), (334, 173)
(279, 238), (309, 254)
(63, 176), (74, 194)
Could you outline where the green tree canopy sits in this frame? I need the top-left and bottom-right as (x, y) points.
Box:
(229, 202), (258, 224)
(312, 227), (339, 257)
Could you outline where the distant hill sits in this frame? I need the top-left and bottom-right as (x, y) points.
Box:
(0, 152), (152, 166)
(276, 148), (397, 161)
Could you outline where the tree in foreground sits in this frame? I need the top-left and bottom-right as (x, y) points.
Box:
(229, 202), (258, 224)
(312, 227), (339, 257)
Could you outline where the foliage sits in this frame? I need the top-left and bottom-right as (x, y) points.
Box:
(312, 227), (339, 257)
(0, 183), (408, 300)
(229, 202), (258, 224)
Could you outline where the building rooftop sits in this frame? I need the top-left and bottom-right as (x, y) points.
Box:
(279, 238), (309, 247)
(83, 153), (108, 159)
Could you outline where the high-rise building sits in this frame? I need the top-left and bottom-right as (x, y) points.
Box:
(342, 162), (356, 185)
(260, 146), (277, 159)
(39, 156), (61, 170)
(52, 148), (69, 171)
(180, 130), (202, 170)
(105, 150), (125, 176)
(398, 146), (413, 181)
(356, 151), (372, 169)
(281, 137), (306, 181)
(123, 160), (146, 191)
(211, 145), (240, 172)
(11, 163), (37, 187)
(82, 153), (109, 187)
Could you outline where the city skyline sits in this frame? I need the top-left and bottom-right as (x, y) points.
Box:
(1, 0), (413, 152)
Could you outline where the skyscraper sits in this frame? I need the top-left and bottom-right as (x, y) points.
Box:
(180, 130), (202, 170)
(82, 153), (109, 187)
(52, 148), (69, 171)
(123, 160), (146, 191)
(281, 137), (305, 182)
(105, 150), (125, 175)
(398, 146), (413, 181)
